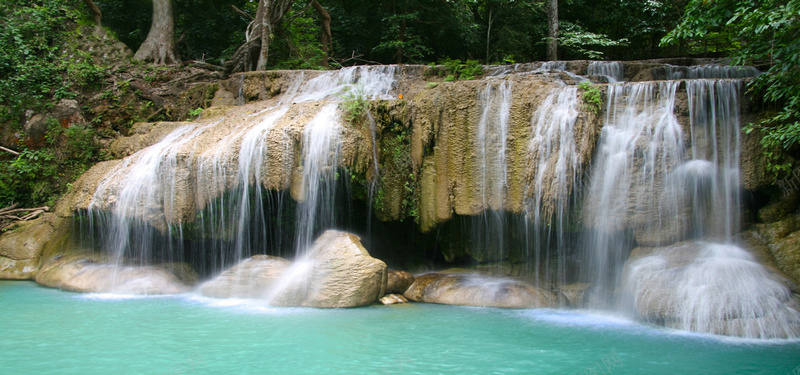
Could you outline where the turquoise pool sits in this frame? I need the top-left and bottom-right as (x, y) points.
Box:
(1, 281), (798, 374)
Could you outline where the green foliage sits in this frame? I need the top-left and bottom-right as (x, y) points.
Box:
(0, 123), (104, 207)
(439, 58), (483, 81)
(577, 81), (603, 113)
(373, 11), (432, 63)
(268, 4), (328, 70)
(341, 86), (368, 125)
(403, 173), (419, 223)
(0, 0), (83, 122)
(558, 22), (629, 59)
(188, 108), (204, 118)
(663, 0), (800, 179)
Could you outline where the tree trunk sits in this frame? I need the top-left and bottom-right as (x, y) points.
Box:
(485, 8), (494, 63)
(134, 0), (181, 65)
(82, 0), (102, 25)
(225, 0), (294, 75)
(310, 0), (332, 68)
(546, 0), (558, 61)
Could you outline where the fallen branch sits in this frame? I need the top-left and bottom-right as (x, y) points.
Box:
(0, 206), (49, 224)
(230, 4), (254, 21)
(182, 60), (225, 72)
(0, 146), (20, 156)
(21, 209), (45, 221)
(0, 206), (48, 216)
(0, 203), (19, 214)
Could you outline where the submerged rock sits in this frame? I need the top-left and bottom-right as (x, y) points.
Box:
(0, 218), (55, 279)
(35, 255), (191, 294)
(403, 272), (557, 308)
(200, 255), (291, 299)
(387, 269), (415, 294)
(622, 241), (800, 339)
(557, 283), (592, 307)
(201, 230), (387, 308)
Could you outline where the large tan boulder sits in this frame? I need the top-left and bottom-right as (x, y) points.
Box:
(0, 218), (55, 279)
(622, 241), (800, 339)
(201, 230), (387, 308)
(300, 230), (388, 307)
(35, 254), (191, 294)
(403, 272), (557, 308)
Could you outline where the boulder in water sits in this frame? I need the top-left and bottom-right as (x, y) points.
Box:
(403, 272), (557, 308)
(35, 255), (192, 294)
(622, 241), (800, 339)
(201, 230), (388, 308)
(300, 230), (388, 308)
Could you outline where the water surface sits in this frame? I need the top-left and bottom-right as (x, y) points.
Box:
(2, 281), (798, 374)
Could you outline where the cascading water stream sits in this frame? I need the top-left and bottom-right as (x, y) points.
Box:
(579, 69), (800, 338)
(581, 81), (683, 304)
(471, 80), (512, 262)
(587, 61), (623, 83)
(525, 87), (582, 288)
(85, 66), (398, 287)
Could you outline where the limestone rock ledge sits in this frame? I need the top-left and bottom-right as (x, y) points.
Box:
(0, 217), (56, 279)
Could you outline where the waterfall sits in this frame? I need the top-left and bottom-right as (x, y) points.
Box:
(665, 64), (760, 80)
(84, 66), (397, 279)
(470, 81), (512, 262)
(525, 87), (582, 287)
(580, 81), (683, 303)
(587, 61), (623, 83)
(685, 79), (742, 240)
(577, 74), (800, 338)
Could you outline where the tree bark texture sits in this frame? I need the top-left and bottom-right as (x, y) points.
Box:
(134, 0), (181, 65)
(310, 0), (332, 68)
(82, 0), (102, 25)
(546, 0), (558, 61)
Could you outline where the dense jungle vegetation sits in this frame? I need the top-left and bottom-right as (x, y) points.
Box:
(0, 0), (797, 210)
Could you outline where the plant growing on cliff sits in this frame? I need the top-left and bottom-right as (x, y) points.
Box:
(440, 58), (483, 81)
(341, 86), (368, 126)
(578, 81), (602, 113)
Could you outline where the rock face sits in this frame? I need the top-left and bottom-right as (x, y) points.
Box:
(35, 255), (192, 294)
(404, 272), (557, 308)
(622, 241), (800, 339)
(0, 218), (55, 279)
(201, 230), (387, 308)
(387, 269), (415, 294)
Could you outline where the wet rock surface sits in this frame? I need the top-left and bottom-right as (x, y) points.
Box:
(404, 271), (557, 308)
(622, 241), (800, 339)
(35, 254), (192, 294)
